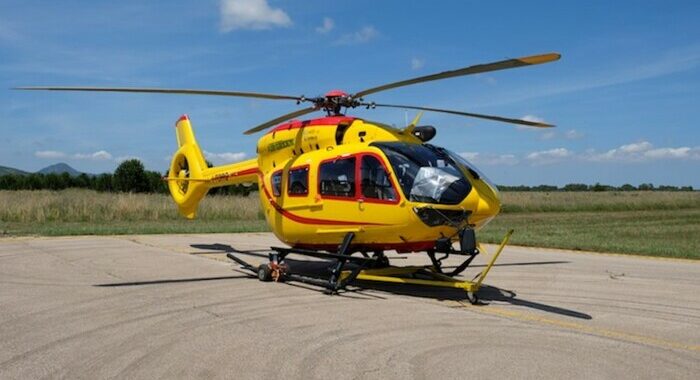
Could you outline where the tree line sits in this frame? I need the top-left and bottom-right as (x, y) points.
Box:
(0, 160), (694, 193)
(0, 159), (254, 195)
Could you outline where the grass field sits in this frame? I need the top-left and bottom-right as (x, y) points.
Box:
(478, 191), (700, 259)
(0, 190), (268, 236)
(1, 189), (698, 259)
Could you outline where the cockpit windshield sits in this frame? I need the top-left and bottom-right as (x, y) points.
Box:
(372, 142), (472, 205)
(444, 149), (499, 196)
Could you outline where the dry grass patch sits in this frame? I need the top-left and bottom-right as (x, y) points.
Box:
(1, 189), (698, 259)
(0, 189), (261, 223)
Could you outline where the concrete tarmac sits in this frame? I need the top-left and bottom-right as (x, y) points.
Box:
(1, 233), (698, 379)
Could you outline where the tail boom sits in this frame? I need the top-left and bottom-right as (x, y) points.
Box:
(167, 115), (259, 219)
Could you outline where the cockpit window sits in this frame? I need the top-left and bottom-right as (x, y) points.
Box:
(372, 142), (471, 205)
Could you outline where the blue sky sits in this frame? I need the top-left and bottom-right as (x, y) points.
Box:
(1, 0), (699, 186)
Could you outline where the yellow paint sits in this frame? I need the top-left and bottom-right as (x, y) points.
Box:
(475, 230), (513, 287)
(340, 265), (477, 291)
(403, 111), (423, 135)
(355, 272), (479, 291)
(338, 230), (512, 292)
(166, 115), (502, 251)
(519, 53), (561, 65)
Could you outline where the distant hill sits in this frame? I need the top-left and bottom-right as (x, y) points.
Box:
(37, 163), (83, 176)
(0, 165), (29, 176)
(0, 163), (86, 177)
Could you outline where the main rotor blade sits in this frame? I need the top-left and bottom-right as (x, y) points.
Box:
(243, 106), (318, 135)
(371, 103), (554, 128)
(14, 86), (301, 101)
(354, 53), (560, 98)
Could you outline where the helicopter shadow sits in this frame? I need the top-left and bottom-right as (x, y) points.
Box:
(188, 243), (590, 319)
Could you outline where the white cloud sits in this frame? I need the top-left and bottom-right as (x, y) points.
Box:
(565, 129), (584, 139)
(315, 17), (334, 34)
(403, 139), (700, 171)
(583, 141), (700, 162)
(460, 152), (478, 161)
(459, 152), (519, 166)
(34, 150), (114, 161)
(585, 141), (649, 162)
(526, 148), (571, 165)
(620, 141), (652, 153)
(73, 150), (113, 161)
(220, 0), (292, 32)
(204, 151), (247, 165)
(643, 147), (691, 159)
(411, 57), (424, 70)
(462, 141), (700, 167)
(35, 150), (67, 159)
(334, 26), (378, 45)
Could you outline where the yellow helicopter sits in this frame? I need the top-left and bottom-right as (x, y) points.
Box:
(18, 52), (560, 301)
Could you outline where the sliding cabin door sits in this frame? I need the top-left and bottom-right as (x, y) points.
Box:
(315, 153), (405, 244)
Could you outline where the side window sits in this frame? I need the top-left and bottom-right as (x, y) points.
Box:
(319, 157), (356, 198)
(361, 155), (397, 201)
(288, 167), (309, 196)
(271, 171), (282, 197)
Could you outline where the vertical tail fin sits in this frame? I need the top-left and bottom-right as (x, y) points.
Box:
(167, 115), (259, 219)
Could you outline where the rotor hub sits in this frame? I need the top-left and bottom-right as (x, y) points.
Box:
(304, 89), (363, 116)
(324, 89), (349, 98)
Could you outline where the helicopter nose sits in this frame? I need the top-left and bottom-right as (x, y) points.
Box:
(468, 180), (501, 227)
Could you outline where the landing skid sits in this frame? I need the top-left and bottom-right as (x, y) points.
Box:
(226, 230), (514, 303)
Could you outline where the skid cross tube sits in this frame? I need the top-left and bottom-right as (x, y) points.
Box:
(449, 254), (478, 277)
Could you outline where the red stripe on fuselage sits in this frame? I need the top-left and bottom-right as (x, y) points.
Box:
(210, 167), (259, 182)
(294, 241), (435, 253)
(267, 116), (356, 135)
(232, 167), (259, 176)
(257, 172), (387, 226)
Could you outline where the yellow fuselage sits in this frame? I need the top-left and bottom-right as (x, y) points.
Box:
(169, 115), (501, 252)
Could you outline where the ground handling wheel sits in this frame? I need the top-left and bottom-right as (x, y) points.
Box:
(466, 291), (479, 305)
(257, 264), (272, 282)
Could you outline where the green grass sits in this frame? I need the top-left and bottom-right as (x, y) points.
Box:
(0, 189), (266, 236)
(1, 189), (698, 259)
(499, 191), (700, 213)
(479, 209), (700, 259)
(478, 191), (700, 259)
